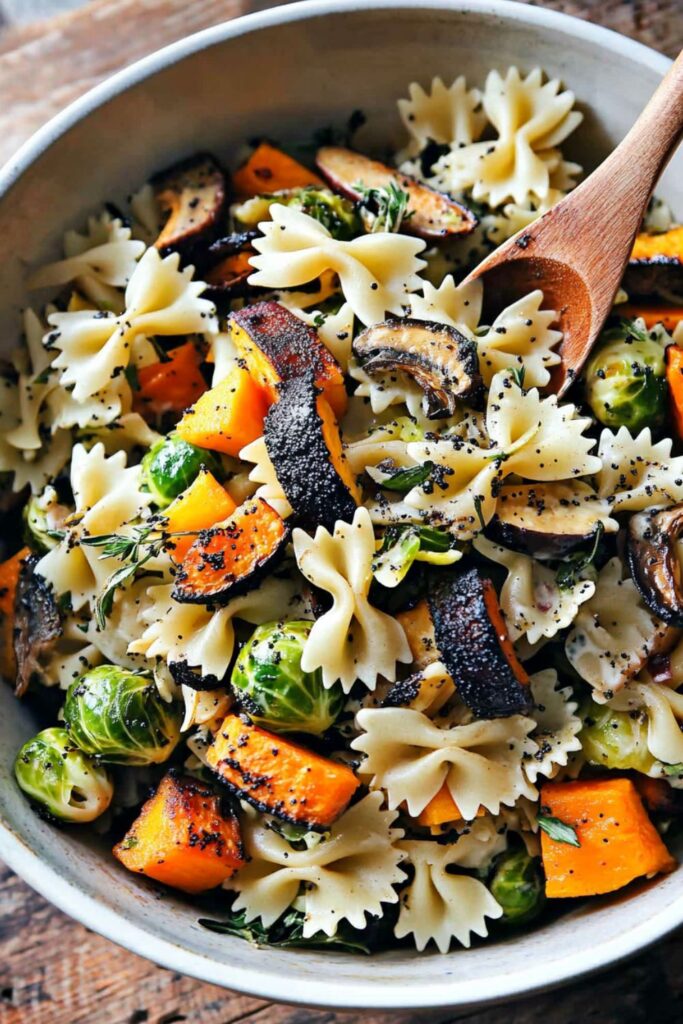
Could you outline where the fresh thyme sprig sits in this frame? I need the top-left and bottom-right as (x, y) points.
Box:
(82, 522), (198, 628)
(354, 181), (413, 233)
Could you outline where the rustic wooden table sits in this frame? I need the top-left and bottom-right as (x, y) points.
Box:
(1, 1), (682, 1021)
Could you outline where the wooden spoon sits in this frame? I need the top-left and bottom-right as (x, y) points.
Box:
(462, 49), (683, 395)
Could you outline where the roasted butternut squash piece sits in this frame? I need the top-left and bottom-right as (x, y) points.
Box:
(617, 302), (683, 333)
(207, 714), (359, 827)
(233, 142), (324, 199)
(427, 567), (532, 719)
(176, 366), (270, 456)
(164, 468), (237, 562)
(0, 547), (29, 681)
(113, 771), (245, 893)
(415, 785), (486, 828)
(205, 249), (254, 296)
(134, 341), (206, 417)
(631, 226), (683, 261)
(263, 376), (360, 530)
(625, 227), (683, 300)
(667, 345), (683, 440)
(172, 498), (289, 604)
(395, 600), (441, 670)
(540, 778), (675, 898)
(231, 301), (348, 418)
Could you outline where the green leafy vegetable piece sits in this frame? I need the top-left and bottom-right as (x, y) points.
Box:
(141, 432), (221, 508)
(584, 319), (667, 433)
(555, 522), (604, 591)
(381, 461), (433, 492)
(579, 696), (654, 773)
(355, 181), (413, 233)
(198, 907), (372, 954)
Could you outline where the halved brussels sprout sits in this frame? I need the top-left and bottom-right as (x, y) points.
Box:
(489, 849), (545, 925)
(231, 620), (344, 735)
(141, 433), (221, 508)
(584, 320), (666, 433)
(14, 726), (113, 823)
(23, 485), (69, 553)
(579, 696), (654, 773)
(64, 665), (183, 765)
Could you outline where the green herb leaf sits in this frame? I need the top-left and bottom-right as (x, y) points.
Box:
(199, 907), (371, 954)
(355, 180), (413, 233)
(537, 814), (580, 847)
(556, 522), (604, 591)
(381, 461), (433, 492)
(661, 763), (683, 776)
(508, 365), (526, 389)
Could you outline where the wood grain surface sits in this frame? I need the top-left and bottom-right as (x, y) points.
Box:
(1, 1), (683, 1022)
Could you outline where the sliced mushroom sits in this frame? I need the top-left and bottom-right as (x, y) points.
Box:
(627, 504), (683, 626)
(152, 153), (227, 260)
(315, 146), (477, 240)
(353, 318), (482, 417)
(13, 554), (61, 697)
(168, 659), (226, 691)
(488, 482), (615, 559)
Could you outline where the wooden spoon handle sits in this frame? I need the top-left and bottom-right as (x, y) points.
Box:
(571, 49), (683, 240)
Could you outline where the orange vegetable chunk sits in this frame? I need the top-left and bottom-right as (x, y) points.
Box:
(113, 771), (245, 893)
(666, 344), (683, 440)
(176, 366), (270, 456)
(0, 547), (29, 681)
(631, 225), (683, 261)
(207, 715), (360, 828)
(618, 303), (683, 333)
(134, 341), (206, 417)
(540, 778), (675, 899)
(164, 468), (237, 562)
(233, 142), (323, 199)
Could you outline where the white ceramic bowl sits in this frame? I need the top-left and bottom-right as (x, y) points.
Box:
(0, 0), (681, 1011)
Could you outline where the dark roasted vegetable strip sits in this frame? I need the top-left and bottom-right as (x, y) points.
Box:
(627, 504), (683, 626)
(13, 553), (61, 697)
(152, 153), (226, 260)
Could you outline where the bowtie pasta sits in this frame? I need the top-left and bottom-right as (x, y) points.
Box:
(2, 66), (682, 958)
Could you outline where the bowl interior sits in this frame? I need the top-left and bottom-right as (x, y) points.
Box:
(0, 1), (681, 1010)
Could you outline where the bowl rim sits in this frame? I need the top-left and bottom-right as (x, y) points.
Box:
(0, 0), (678, 1010)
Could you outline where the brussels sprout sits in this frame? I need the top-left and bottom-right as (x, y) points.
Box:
(14, 726), (113, 823)
(231, 620), (344, 735)
(141, 433), (221, 507)
(579, 696), (654, 773)
(489, 849), (545, 925)
(23, 486), (69, 553)
(234, 187), (361, 240)
(584, 321), (667, 433)
(64, 665), (183, 765)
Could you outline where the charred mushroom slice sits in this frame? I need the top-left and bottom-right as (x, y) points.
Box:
(315, 146), (476, 240)
(427, 566), (532, 719)
(487, 482), (614, 559)
(627, 504), (683, 626)
(13, 554), (61, 697)
(263, 375), (360, 531)
(353, 318), (482, 418)
(172, 499), (290, 605)
(152, 154), (227, 260)
(623, 226), (683, 302)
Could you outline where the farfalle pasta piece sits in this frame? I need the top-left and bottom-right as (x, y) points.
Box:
(129, 576), (299, 680)
(80, 412), (161, 455)
(524, 670), (583, 783)
(610, 681), (683, 770)
(486, 371), (601, 481)
(28, 211), (145, 312)
(49, 247), (217, 401)
(229, 792), (406, 937)
(292, 507), (412, 691)
(348, 358), (425, 418)
(408, 275), (482, 334)
(594, 427), (683, 512)
(248, 204), (426, 326)
(476, 291), (562, 387)
(36, 443), (152, 611)
(431, 67), (582, 207)
(395, 836), (503, 951)
(180, 687), (232, 733)
(352, 706), (538, 819)
(403, 439), (502, 536)
(473, 535), (595, 645)
(565, 557), (673, 700)
(0, 429), (71, 495)
(397, 76), (485, 159)
(238, 437), (293, 519)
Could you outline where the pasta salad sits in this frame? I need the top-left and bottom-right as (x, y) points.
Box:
(2, 66), (683, 955)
